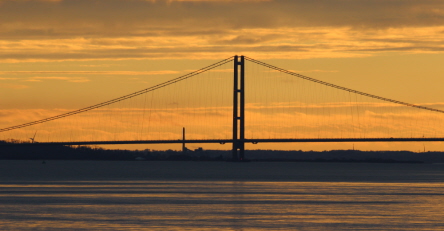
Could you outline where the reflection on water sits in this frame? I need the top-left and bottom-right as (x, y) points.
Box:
(1, 180), (444, 230)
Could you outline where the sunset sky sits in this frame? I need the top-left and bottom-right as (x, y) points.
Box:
(2, 0), (444, 151)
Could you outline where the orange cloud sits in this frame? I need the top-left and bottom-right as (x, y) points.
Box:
(1, 0), (444, 62)
(0, 71), (180, 75)
(24, 77), (90, 83)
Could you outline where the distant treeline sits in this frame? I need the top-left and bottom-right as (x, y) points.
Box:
(0, 140), (224, 161)
(1, 140), (443, 163)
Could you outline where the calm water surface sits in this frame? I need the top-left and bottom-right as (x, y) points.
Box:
(1, 161), (444, 230)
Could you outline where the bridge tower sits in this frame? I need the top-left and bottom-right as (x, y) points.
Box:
(232, 55), (245, 161)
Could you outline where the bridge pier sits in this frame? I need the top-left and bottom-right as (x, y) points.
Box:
(232, 55), (245, 161)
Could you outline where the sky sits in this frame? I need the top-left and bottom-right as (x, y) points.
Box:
(2, 0), (444, 151)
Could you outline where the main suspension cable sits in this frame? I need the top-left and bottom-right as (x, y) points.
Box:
(0, 56), (234, 133)
(245, 56), (444, 114)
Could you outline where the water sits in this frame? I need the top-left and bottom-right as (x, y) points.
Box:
(1, 161), (444, 230)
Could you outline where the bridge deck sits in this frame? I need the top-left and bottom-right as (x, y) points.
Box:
(4, 138), (444, 146)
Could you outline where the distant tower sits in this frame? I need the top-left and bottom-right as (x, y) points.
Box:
(182, 127), (187, 153)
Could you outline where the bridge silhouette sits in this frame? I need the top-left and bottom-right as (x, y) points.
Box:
(2, 55), (444, 160)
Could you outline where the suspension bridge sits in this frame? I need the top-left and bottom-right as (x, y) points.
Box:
(2, 55), (444, 160)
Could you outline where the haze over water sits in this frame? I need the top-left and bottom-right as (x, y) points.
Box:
(1, 161), (444, 230)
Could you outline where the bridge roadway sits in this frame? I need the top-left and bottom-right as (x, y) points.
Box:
(4, 138), (444, 146)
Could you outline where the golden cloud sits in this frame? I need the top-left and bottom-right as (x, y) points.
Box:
(0, 71), (180, 75)
(0, 0), (444, 62)
(24, 77), (90, 83)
